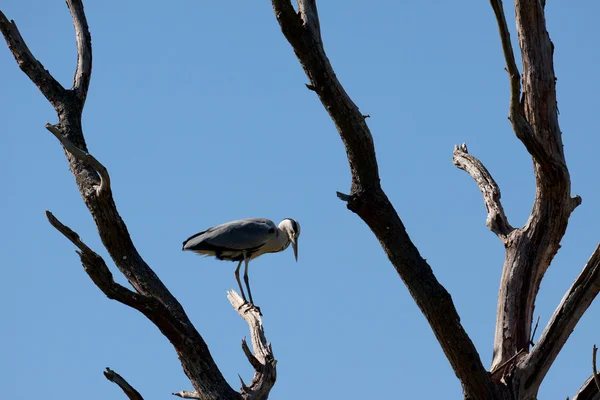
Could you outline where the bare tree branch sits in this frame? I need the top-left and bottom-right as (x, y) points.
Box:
(227, 290), (277, 399)
(530, 316), (540, 347)
(452, 142), (513, 242)
(66, 0), (92, 103)
(46, 211), (148, 309)
(2, 3), (250, 399)
(519, 245), (600, 389)
(0, 10), (66, 108)
(488, 0), (540, 164)
(572, 375), (600, 400)
(487, 0), (582, 374)
(103, 368), (144, 400)
(593, 345), (600, 393)
(269, 1), (497, 398)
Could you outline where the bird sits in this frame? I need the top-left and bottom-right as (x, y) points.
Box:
(182, 218), (301, 306)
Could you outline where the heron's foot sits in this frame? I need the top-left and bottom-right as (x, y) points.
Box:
(251, 304), (262, 316)
(236, 302), (262, 315)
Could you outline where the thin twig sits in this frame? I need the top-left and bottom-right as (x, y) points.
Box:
(530, 316), (541, 347)
(45, 123), (111, 194)
(593, 345), (600, 394)
(490, 348), (527, 382)
(103, 368), (144, 400)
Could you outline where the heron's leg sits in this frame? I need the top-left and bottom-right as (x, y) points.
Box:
(234, 260), (247, 303)
(243, 257), (255, 306)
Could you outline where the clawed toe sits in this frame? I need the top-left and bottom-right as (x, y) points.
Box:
(237, 302), (262, 315)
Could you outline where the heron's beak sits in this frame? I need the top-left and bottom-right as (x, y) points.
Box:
(292, 239), (298, 262)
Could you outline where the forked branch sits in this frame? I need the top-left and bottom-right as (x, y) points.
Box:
(1, 2), (267, 399)
(174, 291), (276, 400)
(488, 0), (544, 165)
(487, 0), (582, 376)
(452, 143), (513, 242)
(228, 290), (277, 398)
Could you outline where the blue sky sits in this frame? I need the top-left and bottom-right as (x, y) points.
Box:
(1, 1), (599, 399)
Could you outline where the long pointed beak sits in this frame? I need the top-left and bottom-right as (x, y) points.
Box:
(292, 239), (298, 262)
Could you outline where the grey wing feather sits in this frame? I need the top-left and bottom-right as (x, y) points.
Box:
(183, 218), (275, 251)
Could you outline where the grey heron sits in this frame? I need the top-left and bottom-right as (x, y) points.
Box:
(182, 218), (301, 305)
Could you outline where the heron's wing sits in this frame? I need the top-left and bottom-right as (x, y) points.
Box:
(183, 218), (275, 252)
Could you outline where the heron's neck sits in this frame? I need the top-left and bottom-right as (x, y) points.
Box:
(276, 228), (291, 251)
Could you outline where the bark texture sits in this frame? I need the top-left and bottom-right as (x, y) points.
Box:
(269, 1), (598, 399)
(3, 1), (599, 399)
(1, 3), (275, 399)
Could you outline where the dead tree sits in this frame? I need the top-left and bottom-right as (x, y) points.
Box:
(268, 0), (599, 399)
(0, 2), (275, 400)
(2, 0), (600, 399)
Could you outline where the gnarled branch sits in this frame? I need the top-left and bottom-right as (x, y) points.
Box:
(227, 290), (277, 399)
(1, 2), (267, 399)
(452, 142), (513, 242)
(487, 0), (582, 376)
(174, 291), (276, 400)
(103, 368), (144, 400)
(270, 1), (496, 397)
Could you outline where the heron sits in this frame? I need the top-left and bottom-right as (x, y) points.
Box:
(182, 218), (301, 305)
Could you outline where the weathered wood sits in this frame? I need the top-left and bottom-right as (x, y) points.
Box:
(452, 143), (514, 242)
(519, 246), (600, 392)
(103, 368), (144, 400)
(0, 2), (276, 399)
(270, 1), (499, 399)
(228, 291), (277, 399)
(270, 1), (596, 399)
(487, 0), (582, 382)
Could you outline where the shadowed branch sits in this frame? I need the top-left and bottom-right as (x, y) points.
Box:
(269, 1), (496, 398)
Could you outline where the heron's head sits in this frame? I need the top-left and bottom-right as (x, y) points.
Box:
(279, 218), (301, 261)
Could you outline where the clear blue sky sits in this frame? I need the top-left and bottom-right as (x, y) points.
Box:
(1, 1), (599, 399)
